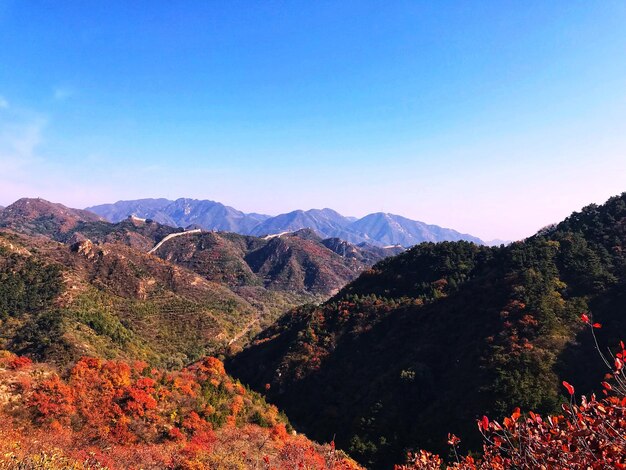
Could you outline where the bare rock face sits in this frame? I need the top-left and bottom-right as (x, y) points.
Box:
(71, 238), (97, 259)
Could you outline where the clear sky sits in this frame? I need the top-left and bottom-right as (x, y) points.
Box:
(1, 1), (625, 241)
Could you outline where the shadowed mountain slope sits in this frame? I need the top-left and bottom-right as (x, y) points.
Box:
(227, 192), (626, 468)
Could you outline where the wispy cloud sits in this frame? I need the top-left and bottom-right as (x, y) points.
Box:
(0, 96), (8, 109)
(0, 95), (132, 207)
(53, 87), (74, 102)
(0, 98), (49, 206)
(0, 116), (46, 173)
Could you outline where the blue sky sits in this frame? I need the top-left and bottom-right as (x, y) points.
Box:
(1, 1), (625, 240)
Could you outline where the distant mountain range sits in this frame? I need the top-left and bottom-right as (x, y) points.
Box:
(85, 198), (268, 232)
(87, 198), (486, 247)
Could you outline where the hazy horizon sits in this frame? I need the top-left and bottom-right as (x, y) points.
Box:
(1, 2), (626, 241)
(4, 192), (625, 244)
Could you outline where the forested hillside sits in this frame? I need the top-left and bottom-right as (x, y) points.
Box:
(228, 193), (626, 468)
(0, 230), (264, 368)
(3, 195), (626, 468)
(1, 198), (395, 300)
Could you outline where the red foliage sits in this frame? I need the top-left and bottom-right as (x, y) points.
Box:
(7, 355), (33, 370)
(2, 354), (357, 469)
(562, 380), (575, 395)
(276, 440), (327, 469)
(30, 375), (76, 424)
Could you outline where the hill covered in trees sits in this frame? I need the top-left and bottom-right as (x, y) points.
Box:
(0, 228), (268, 368)
(227, 193), (626, 468)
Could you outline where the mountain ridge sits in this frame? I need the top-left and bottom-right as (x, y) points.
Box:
(86, 198), (485, 247)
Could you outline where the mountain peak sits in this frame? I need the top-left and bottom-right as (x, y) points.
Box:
(0, 198), (103, 240)
(2, 197), (102, 226)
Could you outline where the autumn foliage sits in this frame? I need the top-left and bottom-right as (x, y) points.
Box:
(0, 353), (360, 469)
(396, 316), (626, 469)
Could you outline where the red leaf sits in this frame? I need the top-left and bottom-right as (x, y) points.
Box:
(592, 323), (602, 329)
(580, 313), (590, 324)
(562, 381), (575, 395)
(478, 415), (489, 431)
